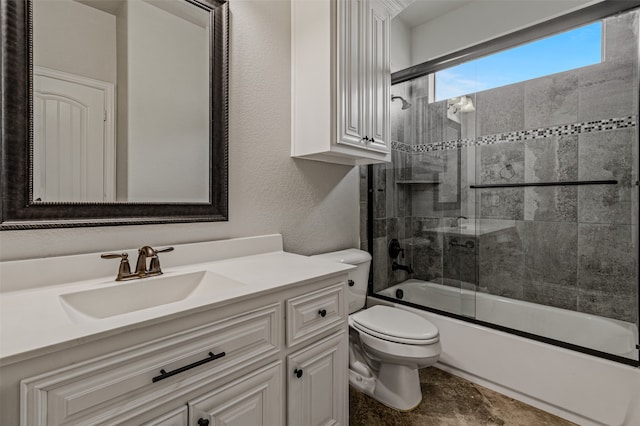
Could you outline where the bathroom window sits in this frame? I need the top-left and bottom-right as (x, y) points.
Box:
(435, 22), (603, 101)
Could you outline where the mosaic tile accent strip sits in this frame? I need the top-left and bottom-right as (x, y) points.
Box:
(391, 140), (413, 153)
(392, 116), (637, 154)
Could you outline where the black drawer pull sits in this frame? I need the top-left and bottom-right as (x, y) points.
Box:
(198, 419), (210, 426)
(318, 309), (327, 317)
(152, 351), (225, 383)
(294, 368), (303, 378)
(348, 279), (355, 287)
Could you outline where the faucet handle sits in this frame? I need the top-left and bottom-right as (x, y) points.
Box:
(101, 252), (132, 281)
(148, 247), (174, 275)
(154, 247), (174, 254)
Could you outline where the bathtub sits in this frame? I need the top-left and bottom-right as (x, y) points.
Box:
(378, 278), (638, 361)
(372, 279), (640, 426)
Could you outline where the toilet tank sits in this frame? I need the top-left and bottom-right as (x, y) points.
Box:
(311, 249), (371, 314)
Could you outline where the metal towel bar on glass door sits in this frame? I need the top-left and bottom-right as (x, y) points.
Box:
(469, 179), (618, 189)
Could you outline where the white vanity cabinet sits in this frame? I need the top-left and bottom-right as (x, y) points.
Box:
(292, 0), (406, 165)
(12, 275), (348, 426)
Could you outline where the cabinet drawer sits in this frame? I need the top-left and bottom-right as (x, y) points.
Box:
(286, 282), (345, 347)
(21, 303), (281, 426)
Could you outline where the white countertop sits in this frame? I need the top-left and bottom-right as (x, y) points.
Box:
(0, 235), (353, 366)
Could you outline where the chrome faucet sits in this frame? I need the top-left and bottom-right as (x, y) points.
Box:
(102, 246), (174, 281)
(451, 215), (468, 228)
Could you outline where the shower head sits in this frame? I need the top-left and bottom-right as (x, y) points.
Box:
(391, 95), (412, 110)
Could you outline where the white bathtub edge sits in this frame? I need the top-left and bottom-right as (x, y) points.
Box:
(368, 296), (640, 426)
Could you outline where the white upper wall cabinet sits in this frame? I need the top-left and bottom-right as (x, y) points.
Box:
(292, 0), (409, 166)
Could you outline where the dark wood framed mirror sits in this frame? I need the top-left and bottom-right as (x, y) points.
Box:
(1, 0), (228, 229)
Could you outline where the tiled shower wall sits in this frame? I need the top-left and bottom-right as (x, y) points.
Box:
(363, 10), (639, 323)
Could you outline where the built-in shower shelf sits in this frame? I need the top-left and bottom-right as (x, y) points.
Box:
(396, 180), (440, 185)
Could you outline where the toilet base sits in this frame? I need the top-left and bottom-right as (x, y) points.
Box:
(373, 363), (422, 411)
(349, 363), (422, 411)
(349, 368), (376, 395)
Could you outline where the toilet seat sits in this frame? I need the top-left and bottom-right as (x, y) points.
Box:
(351, 305), (439, 345)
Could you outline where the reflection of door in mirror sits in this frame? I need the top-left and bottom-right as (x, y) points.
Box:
(33, 68), (115, 202)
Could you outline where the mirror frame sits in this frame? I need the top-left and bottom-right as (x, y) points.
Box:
(0, 0), (228, 230)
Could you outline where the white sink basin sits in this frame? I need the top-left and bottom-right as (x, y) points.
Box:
(59, 271), (243, 320)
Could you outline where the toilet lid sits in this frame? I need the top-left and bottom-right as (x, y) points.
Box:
(351, 305), (439, 345)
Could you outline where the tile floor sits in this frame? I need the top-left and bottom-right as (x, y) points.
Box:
(349, 367), (577, 425)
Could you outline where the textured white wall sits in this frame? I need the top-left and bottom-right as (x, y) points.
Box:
(410, 0), (601, 65)
(0, 0), (360, 262)
(390, 17), (411, 73)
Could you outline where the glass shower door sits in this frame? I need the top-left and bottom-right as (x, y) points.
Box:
(470, 8), (640, 363)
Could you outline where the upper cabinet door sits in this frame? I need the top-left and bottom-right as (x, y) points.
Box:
(365, 0), (391, 153)
(338, 0), (366, 147)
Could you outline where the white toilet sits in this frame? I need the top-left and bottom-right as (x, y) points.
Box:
(312, 249), (441, 411)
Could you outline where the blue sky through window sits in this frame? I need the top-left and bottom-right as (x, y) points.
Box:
(435, 22), (602, 101)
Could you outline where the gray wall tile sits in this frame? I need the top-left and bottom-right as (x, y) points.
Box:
(524, 73), (578, 129)
(524, 135), (578, 221)
(522, 221), (578, 287)
(577, 289), (637, 323)
(523, 281), (578, 311)
(577, 223), (636, 296)
(480, 188), (524, 220)
(477, 222), (526, 299)
(604, 11), (639, 65)
(372, 237), (389, 293)
(479, 142), (525, 184)
(524, 186), (577, 222)
(525, 136), (578, 182)
(476, 83), (524, 136)
(372, 165), (386, 219)
(412, 231), (443, 282)
(578, 129), (633, 224)
(442, 234), (477, 284)
(578, 61), (634, 122)
(359, 165), (368, 203)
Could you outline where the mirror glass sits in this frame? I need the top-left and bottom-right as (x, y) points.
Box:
(32, 0), (211, 203)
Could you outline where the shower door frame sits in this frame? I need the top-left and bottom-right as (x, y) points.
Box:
(367, 0), (640, 367)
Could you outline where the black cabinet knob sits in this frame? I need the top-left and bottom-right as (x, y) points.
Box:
(198, 419), (210, 426)
(348, 279), (355, 287)
(294, 368), (303, 378)
(318, 309), (327, 317)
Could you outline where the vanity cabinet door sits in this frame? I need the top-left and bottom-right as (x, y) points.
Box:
(287, 331), (348, 426)
(189, 362), (283, 426)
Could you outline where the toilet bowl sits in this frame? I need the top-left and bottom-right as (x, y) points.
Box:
(312, 249), (441, 411)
